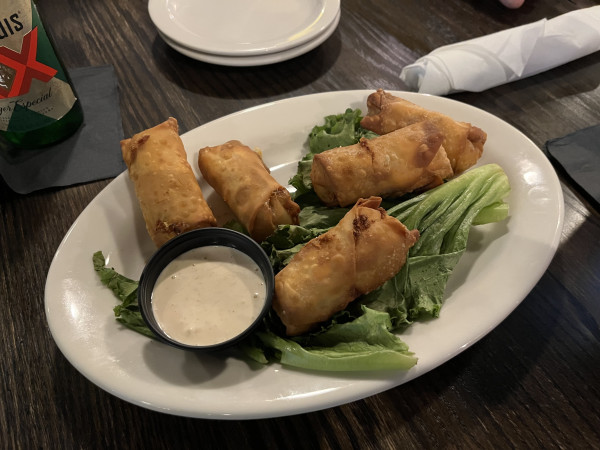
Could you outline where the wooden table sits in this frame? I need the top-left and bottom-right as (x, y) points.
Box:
(2, 0), (599, 448)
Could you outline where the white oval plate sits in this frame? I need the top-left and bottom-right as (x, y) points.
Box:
(148, 0), (341, 56)
(45, 91), (563, 420)
(158, 9), (340, 67)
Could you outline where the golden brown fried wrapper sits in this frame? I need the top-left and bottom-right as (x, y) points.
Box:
(311, 120), (453, 207)
(273, 196), (419, 336)
(121, 117), (216, 247)
(360, 89), (486, 174)
(198, 140), (300, 242)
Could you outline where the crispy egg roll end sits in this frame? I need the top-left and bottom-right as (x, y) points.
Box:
(273, 196), (419, 336)
(122, 117), (217, 247)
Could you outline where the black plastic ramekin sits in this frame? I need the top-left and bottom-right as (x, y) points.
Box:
(138, 227), (274, 352)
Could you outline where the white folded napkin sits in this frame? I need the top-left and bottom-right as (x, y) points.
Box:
(400, 6), (600, 96)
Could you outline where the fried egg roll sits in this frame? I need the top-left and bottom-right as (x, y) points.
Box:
(121, 117), (217, 247)
(360, 89), (486, 174)
(197, 140), (300, 242)
(273, 196), (419, 336)
(311, 120), (453, 207)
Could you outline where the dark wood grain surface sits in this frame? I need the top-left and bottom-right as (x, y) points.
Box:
(1, 0), (600, 448)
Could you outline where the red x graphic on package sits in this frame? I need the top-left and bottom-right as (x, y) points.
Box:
(0, 27), (57, 99)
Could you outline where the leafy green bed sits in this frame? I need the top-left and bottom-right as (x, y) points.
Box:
(94, 109), (510, 372)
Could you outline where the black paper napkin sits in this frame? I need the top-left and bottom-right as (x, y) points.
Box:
(545, 125), (600, 208)
(0, 65), (126, 194)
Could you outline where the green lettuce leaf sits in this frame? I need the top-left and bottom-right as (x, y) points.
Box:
(92, 251), (155, 339)
(308, 107), (378, 154)
(253, 307), (416, 371)
(289, 108), (377, 197)
(361, 163), (511, 326)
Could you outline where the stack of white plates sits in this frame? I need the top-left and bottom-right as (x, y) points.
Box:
(148, 0), (341, 66)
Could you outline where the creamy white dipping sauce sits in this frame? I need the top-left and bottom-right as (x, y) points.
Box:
(152, 245), (266, 346)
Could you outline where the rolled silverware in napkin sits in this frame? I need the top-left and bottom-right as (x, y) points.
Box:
(400, 6), (600, 96)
